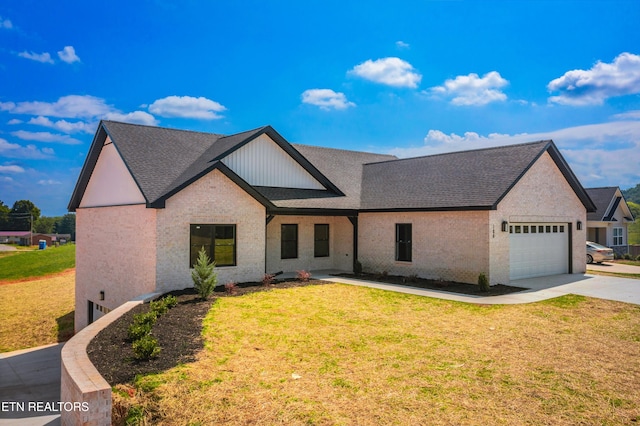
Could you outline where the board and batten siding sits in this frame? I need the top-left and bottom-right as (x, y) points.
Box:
(79, 136), (146, 208)
(222, 134), (324, 189)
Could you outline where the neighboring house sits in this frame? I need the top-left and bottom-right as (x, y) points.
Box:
(585, 187), (635, 255)
(68, 121), (596, 330)
(31, 233), (72, 246)
(0, 231), (31, 245)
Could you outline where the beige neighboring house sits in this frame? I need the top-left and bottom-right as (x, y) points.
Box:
(585, 187), (635, 255)
(68, 121), (596, 331)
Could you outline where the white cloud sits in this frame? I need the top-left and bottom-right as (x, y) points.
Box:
(0, 165), (25, 173)
(301, 89), (355, 110)
(0, 138), (55, 159)
(430, 71), (508, 106)
(57, 46), (80, 64)
(28, 116), (94, 133)
(104, 111), (158, 126)
(1, 177), (13, 182)
(7, 119), (23, 125)
(387, 119), (640, 189)
(548, 52), (640, 105)
(3, 95), (113, 118)
(349, 57), (422, 88)
(37, 179), (61, 185)
(11, 130), (82, 145)
(18, 51), (54, 64)
(148, 95), (226, 119)
(0, 16), (12, 29)
(396, 41), (410, 49)
(613, 110), (640, 120)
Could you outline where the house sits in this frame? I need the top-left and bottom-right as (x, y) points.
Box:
(30, 233), (72, 247)
(0, 231), (31, 245)
(68, 121), (596, 330)
(585, 187), (635, 255)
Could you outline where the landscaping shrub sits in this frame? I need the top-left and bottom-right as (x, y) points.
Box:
(296, 270), (312, 282)
(127, 322), (152, 341)
(478, 273), (490, 292)
(132, 335), (160, 360)
(191, 247), (217, 300)
(162, 295), (178, 309)
(623, 253), (632, 260)
(132, 311), (157, 327)
(224, 281), (237, 295)
(636, 254), (640, 261)
(262, 273), (275, 287)
(149, 299), (168, 316)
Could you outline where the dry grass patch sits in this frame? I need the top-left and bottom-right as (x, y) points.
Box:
(0, 270), (75, 352)
(131, 285), (640, 425)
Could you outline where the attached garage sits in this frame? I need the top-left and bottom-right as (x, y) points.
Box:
(509, 223), (570, 280)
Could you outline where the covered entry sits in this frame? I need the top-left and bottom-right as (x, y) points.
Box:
(509, 223), (569, 280)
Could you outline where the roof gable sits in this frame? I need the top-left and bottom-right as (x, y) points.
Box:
(360, 141), (595, 212)
(586, 186), (635, 222)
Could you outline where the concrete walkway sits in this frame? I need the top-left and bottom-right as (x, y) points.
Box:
(0, 343), (62, 426)
(308, 270), (640, 306)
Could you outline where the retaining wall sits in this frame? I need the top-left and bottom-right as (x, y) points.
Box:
(60, 292), (159, 426)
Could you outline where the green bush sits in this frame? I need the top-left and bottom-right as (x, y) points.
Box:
(132, 311), (157, 327)
(127, 322), (152, 341)
(623, 253), (632, 260)
(162, 295), (178, 309)
(478, 273), (490, 292)
(149, 299), (169, 316)
(132, 335), (161, 360)
(636, 255), (640, 261)
(191, 247), (217, 300)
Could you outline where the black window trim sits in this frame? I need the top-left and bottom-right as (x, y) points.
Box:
(281, 224), (298, 259)
(190, 224), (237, 268)
(395, 223), (412, 262)
(314, 224), (330, 258)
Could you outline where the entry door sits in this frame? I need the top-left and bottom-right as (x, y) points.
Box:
(510, 223), (569, 280)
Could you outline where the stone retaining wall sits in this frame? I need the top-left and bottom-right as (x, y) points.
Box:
(60, 292), (159, 426)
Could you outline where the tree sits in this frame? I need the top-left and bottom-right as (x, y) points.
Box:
(628, 201), (640, 220)
(34, 216), (58, 234)
(56, 213), (76, 239)
(0, 201), (9, 230)
(8, 200), (41, 231)
(622, 183), (640, 204)
(191, 247), (217, 300)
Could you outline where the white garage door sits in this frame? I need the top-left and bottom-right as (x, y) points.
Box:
(510, 223), (569, 280)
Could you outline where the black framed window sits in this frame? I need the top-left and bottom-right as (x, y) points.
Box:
(190, 224), (236, 267)
(314, 224), (329, 257)
(395, 223), (412, 262)
(281, 224), (298, 259)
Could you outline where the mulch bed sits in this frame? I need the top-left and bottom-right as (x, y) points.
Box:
(88, 275), (526, 385)
(336, 273), (527, 296)
(87, 279), (329, 385)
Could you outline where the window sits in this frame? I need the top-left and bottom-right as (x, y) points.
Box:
(281, 224), (298, 259)
(613, 227), (623, 246)
(314, 224), (329, 257)
(190, 224), (236, 267)
(395, 223), (412, 262)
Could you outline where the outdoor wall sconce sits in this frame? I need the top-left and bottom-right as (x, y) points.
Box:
(577, 221), (582, 230)
(99, 291), (105, 301)
(501, 221), (509, 232)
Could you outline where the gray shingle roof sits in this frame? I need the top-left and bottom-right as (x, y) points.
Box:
(69, 121), (595, 214)
(585, 187), (618, 221)
(361, 141), (554, 210)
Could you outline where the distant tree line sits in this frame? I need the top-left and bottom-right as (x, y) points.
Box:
(622, 183), (640, 205)
(0, 199), (75, 239)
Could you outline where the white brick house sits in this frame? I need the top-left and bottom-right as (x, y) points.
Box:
(585, 187), (635, 255)
(69, 121), (595, 331)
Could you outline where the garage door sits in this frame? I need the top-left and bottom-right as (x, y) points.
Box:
(509, 223), (569, 280)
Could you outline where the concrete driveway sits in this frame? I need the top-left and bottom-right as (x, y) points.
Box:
(0, 343), (62, 426)
(587, 261), (640, 274)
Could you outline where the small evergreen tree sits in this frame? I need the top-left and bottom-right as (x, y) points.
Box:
(191, 247), (217, 300)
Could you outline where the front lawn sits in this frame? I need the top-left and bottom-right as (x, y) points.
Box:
(0, 271), (75, 352)
(124, 284), (640, 425)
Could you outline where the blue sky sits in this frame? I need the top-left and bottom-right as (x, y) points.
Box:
(1, 0), (639, 216)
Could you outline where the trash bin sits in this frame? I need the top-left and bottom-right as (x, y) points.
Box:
(39, 240), (46, 250)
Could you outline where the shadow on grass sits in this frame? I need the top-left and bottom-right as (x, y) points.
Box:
(57, 311), (74, 342)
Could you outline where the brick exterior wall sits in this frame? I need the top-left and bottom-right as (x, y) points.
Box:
(489, 151), (587, 284)
(358, 211), (490, 284)
(75, 205), (157, 331)
(156, 169), (266, 290)
(266, 215), (353, 274)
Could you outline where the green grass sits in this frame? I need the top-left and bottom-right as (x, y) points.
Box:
(628, 219), (640, 245)
(132, 284), (640, 425)
(0, 244), (75, 281)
